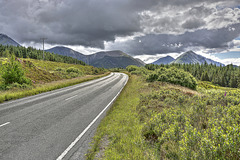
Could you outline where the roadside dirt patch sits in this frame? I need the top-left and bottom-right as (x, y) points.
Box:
(94, 135), (109, 160)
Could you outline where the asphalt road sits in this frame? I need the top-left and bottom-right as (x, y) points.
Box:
(0, 72), (128, 160)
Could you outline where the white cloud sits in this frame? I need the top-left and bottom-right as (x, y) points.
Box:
(134, 53), (179, 64)
(220, 58), (240, 66)
(139, 3), (240, 35)
(66, 45), (103, 55)
(233, 39), (240, 48)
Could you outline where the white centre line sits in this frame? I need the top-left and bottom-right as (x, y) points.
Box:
(65, 95), (78, 101)
(56, 74), (128, 160)
(0, 122), (10, 128)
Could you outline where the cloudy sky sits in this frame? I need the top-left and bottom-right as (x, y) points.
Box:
(1, 0), (240, 65)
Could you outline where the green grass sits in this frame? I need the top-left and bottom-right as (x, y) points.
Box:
(27, 59), (102, 75)
(0, 73), (109, 103)
(86, 75), (155, 159)
(87, 74), (240, 159)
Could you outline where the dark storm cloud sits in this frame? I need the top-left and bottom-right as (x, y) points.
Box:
(182, 18), (206, 29)
(0, 0), (159, 48)
(108, 23), (240, 55)
(140, 1), (240, 35)
(0, 0), (240, 52)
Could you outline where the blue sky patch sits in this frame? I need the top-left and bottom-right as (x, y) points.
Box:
(215, 51), (240, 59)
(235, 37), (240, 40)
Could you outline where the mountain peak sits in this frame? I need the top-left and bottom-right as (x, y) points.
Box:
(0, 33), (7, 37)
(46, 46), (87, 63)
(50, 46), (75, 52)
(0, 33), (21, 47)
(93, 50), (129, 58)
(89, 50), (144, 68)
(171, 51), (224, 66)
(186, 50), (195, 53)
(184, 50), (196, 55)
(152, 55), (175, 65)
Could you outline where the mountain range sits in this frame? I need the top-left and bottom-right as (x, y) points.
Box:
(1, 34), (226, 68)
(152, 51), (224, 66)
(46, 46), (145, 68)
(0, 34), (145, 68)
(0, 34), (21, 47)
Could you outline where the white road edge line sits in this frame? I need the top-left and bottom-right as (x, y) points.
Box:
(56, 74), (128, 160)
(0, 122), (10, 128)
(65, 95), (78, 101)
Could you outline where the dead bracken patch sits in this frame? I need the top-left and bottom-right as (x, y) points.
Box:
(165, 84), (202, 96)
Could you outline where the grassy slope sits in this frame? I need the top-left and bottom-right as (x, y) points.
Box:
(0, 73), (109, 103)
(87, 75), (240, 159)
(0, 58), (108, 103)
(27, 59), (97, 75)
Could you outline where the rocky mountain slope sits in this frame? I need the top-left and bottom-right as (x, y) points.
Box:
(152, 55), (175, 65)
(171, 51), (224, 66)
(0, 34), (21, 46)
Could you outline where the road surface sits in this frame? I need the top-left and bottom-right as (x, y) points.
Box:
(0, 73), (128, 160)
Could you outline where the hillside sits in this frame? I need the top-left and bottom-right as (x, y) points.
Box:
(46, 46), (88, 63)
(24, 59), (105, 83)
(0, 57), (107, 102)
(88, 50), (145, 68)
(47, 46), (145, 68)
(0, 57), (105, 85)
(0, 34), (20, 47)
(172, 50), (224, 66)
(0, 45), (86, 65)
(152, 55), (175, 65)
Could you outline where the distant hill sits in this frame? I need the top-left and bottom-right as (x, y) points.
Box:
(88, 50), (145, 68)
(152, 56), (175, 65)
(171, 51), (224, 66)
(47, 46), (145, 68)
(46, 46), (88, 63)
(0, 34), (21, 47)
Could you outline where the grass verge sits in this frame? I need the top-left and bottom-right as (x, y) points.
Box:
(86, 74), (154, 159)
(0, 72), (109, 104)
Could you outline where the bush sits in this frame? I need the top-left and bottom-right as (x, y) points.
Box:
(55, 67), (65, 72)
(126, 65), (139, 72)
(146, 67), (197, 90)
(128, 65), (197, 89)
(131, 67), (149, 76)
(146, 73), (158, 82)
(66, 67), (80, 73)
(5, 82), (32, 90)
(1, 55), (31, 86)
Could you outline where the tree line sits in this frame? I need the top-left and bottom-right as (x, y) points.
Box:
(0, 45), (86, 65)
(145, 62), (240, 88)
